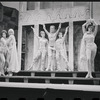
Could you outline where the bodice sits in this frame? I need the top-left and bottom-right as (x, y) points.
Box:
(84, 33), (95, 44)
(1, 38), (7, 47)
(39, 38), (48, 50)
(48, 33), (56, 46)
(56, 38), (64, 50)
(8, 35), (16, 49)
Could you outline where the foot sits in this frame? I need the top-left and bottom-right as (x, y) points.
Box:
(9, 73), (13, 76)
(40, 69), (44, 71)
(1, 73), (5, 76)
(50, 69), (53, 71)
(45, 68), (49, 71)
(85, 73), (93, 78)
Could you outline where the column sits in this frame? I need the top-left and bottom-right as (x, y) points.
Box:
(19, 2), (27, 12)
(35, 2), (40, 10)
(33, 2), (40, 57)
(90, 2), (93, 19)
(18, 2), (27, 69)
(69, 21), (74, 71)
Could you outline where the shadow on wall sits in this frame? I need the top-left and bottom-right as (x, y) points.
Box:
(73, 21), (85, 71)
(95, 25), (100, 71)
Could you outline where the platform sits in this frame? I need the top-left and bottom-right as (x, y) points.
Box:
(0, 71), (100, 99)
(0, 71), (99, 85)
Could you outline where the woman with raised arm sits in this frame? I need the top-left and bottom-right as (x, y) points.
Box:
(79, 19), (98, 78)
(7, 29), (20, 76)
(43, 23), (61, 71)
(28, 26), (48, 71)
(55, 26), (70, 71)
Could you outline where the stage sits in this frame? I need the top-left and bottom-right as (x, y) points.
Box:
(0, 71), (100, 100)
(0, 82), (100, 100)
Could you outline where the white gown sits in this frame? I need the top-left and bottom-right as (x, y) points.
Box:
(7, 35), (20, 73)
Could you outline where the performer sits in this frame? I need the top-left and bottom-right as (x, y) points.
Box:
(55, 26), (69, 71)
(79, 19), (98, 78)
(28, 26), (48, 71)
(0, 30), (8, 76)
(7, 29), (20, 76)
(43, 23), (61, 71)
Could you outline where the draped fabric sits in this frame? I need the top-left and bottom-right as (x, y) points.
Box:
(7, 35), (20, 73)
(78, 34), (88, 71)
(28, 52), (48, 71)
(0, 40), (5, 74)
(56, 40), (69, 71)
(60, 41), (69, 71)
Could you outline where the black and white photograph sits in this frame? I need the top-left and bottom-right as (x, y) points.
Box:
(0, 1), (100, 100)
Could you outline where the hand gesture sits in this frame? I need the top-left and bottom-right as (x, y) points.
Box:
(31, 26), (34, 30)
(59, 23), (61, 28)
(65, 26), (69, 31)
(43, 24), (45, 28)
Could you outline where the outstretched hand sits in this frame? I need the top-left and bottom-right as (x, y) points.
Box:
(59, 23), (61, 28)
(31, 26), (34, 29)
(43, 24), (45, 28)
(65, 26), (69, 31)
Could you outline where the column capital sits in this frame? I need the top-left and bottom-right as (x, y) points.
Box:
(35, 2), (40, 10)
(19, 2), (27, 12)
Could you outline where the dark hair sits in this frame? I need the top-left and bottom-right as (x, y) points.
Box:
(86, 22), (94, 31)
(1, 30), (7, 37)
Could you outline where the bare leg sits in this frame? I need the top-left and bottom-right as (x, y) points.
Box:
(61, 50), (69, 71)
(56, 51), (62, 71)
(85, 49), (93, 78)
(46, 47), (52, 71)
(0, 54), (5, 76)
(91, 46), (97, 72)
(51, 50), (56, 71)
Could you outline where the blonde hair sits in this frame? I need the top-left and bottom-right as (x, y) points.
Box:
(8, 29), (14, 35)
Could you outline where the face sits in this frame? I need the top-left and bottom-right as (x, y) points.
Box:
(58, 32), (63, 38)
(8, 29), (14, 36)
(2, 32), (6, 38)
(50, 25), (55, 33)
(88, 26), (93, 32)
(40, 31), (45, 38)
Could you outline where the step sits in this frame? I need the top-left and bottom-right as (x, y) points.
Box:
(16, 71), (100, 78)
(0, 76), (100, 85)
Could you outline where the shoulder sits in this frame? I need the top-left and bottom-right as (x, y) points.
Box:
(9, 35), (15, 39)
(1, 37), (3, 41)
(45, 38), (48, 41)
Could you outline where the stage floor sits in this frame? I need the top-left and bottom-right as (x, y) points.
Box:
(0, 82), (100, 92)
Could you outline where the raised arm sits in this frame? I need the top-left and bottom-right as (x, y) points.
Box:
(82, 21), (88, 34)
(62, 26), (69, 42)
(55, 23), (61, 36)
(43, 24), (49, 36)
(31, 26), (40, 39)
(91, 19), (98, 37)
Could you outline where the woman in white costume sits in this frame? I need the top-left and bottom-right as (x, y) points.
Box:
(7, 29), (20, 76)
(28, 26), (48, 71)
(0, 30), (8, 76)
(79, 19), (98, 78)
(43, 23), (61, 71)
(55, 26), (69, 71)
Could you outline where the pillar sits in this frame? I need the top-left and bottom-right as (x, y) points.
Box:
(33, 24), (39, 57)
(18, 2), (27, 69)
(69, 20), (74, 71)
